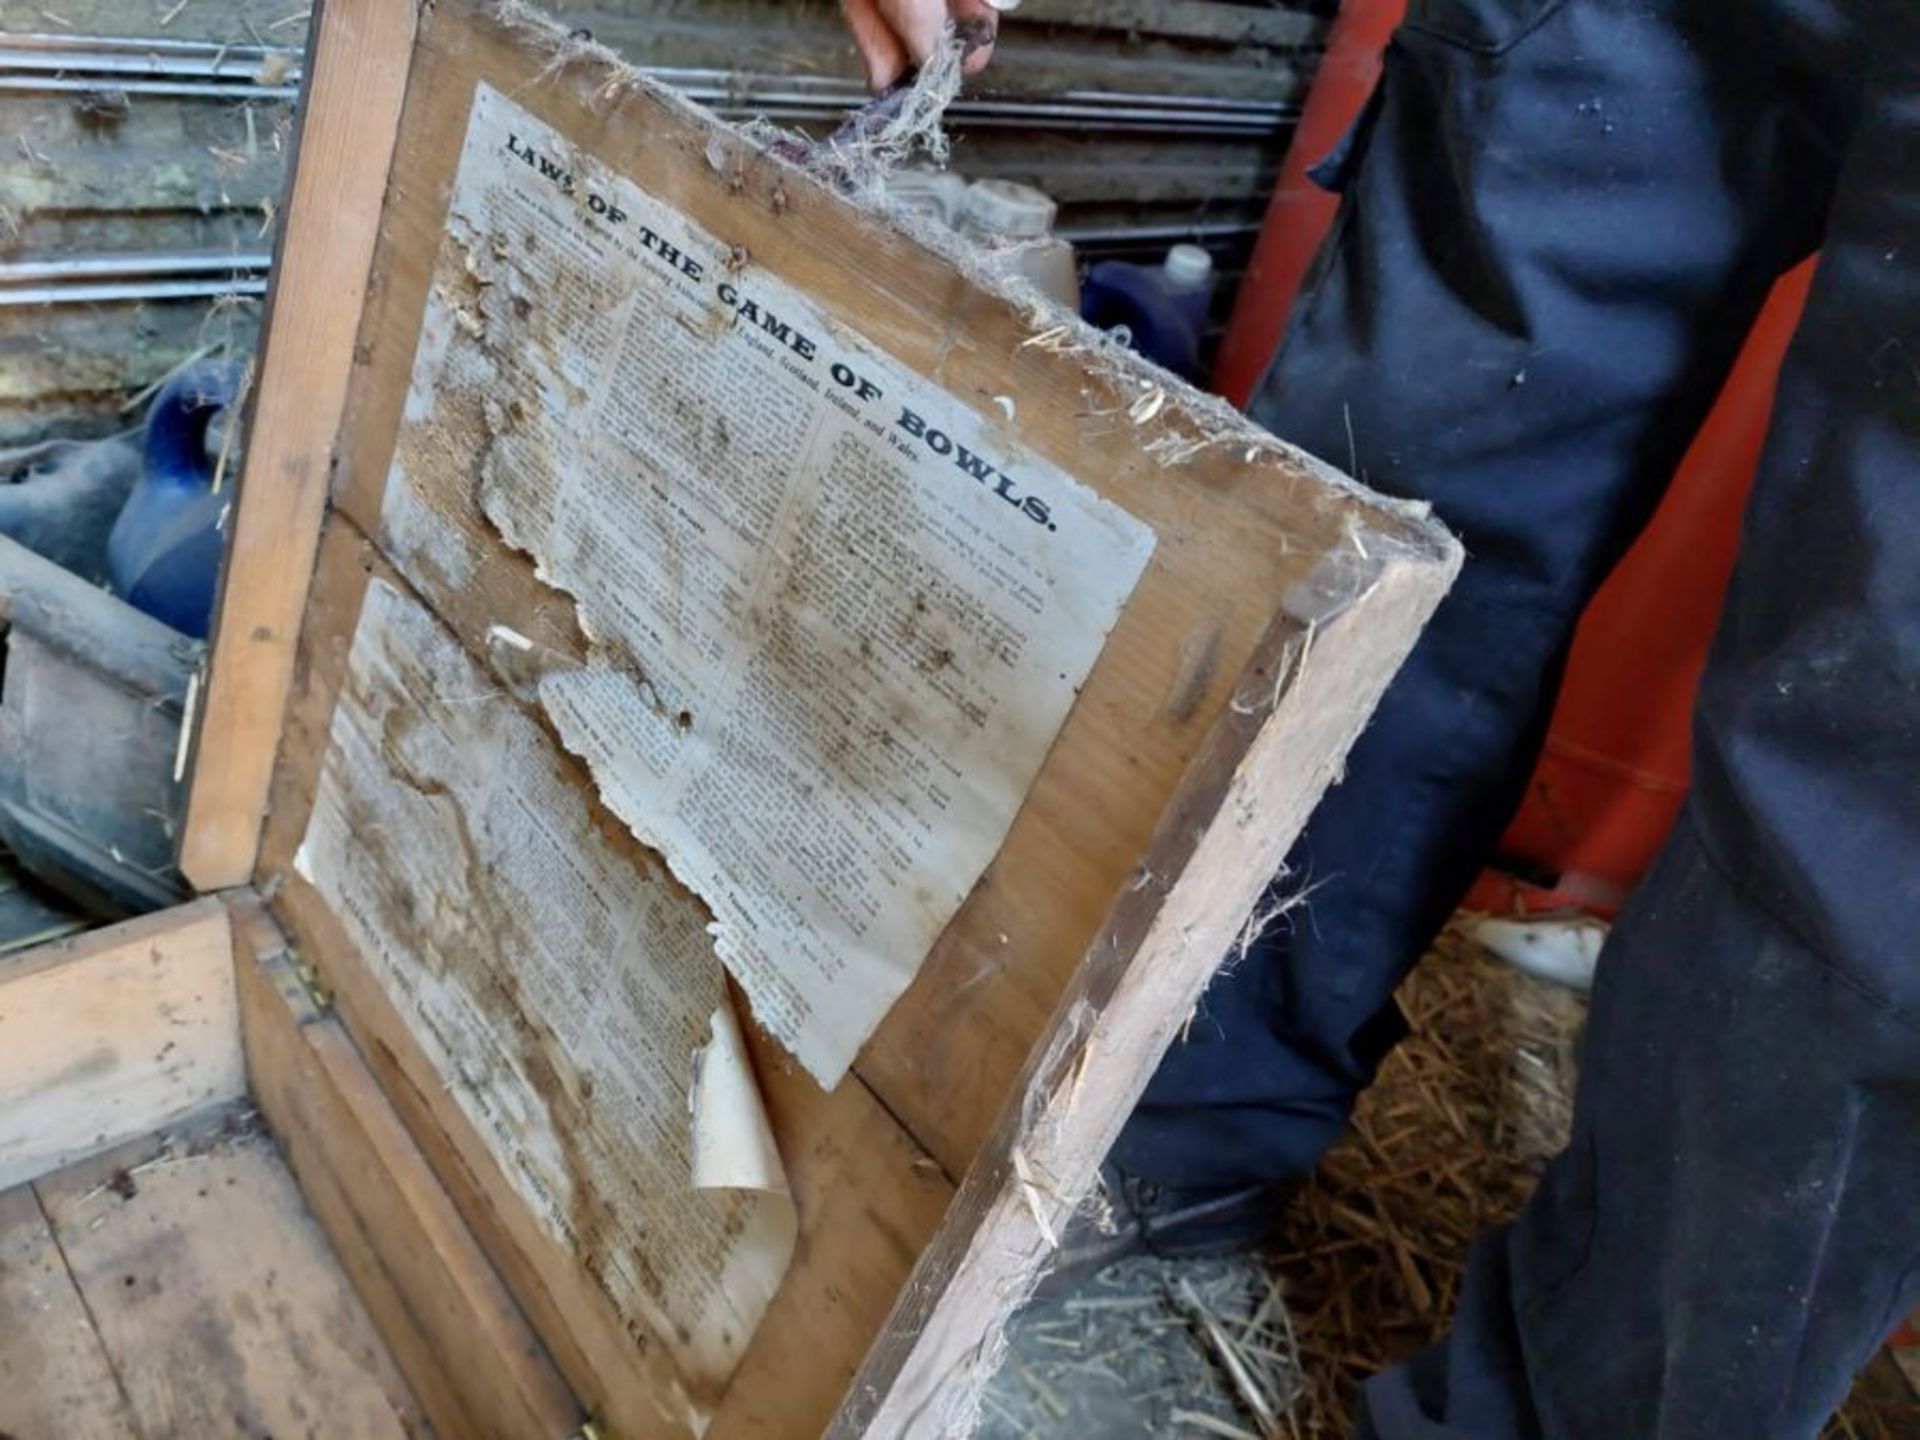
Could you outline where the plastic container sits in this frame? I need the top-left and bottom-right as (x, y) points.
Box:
(883, 168), (972, 229)
(0, 434), (140, 584)
(960, 177), (1056, 243)
(1079, 243), (1216, 382)
(106, 359), (242, 639)
(959, 178), (1080, 310)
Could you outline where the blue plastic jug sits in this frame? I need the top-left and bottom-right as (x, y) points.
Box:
(1079, 243), (1216, 383)
(107, 360), (242, 638)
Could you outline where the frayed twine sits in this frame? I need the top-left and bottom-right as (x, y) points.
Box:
(488, 1), (643, 107)
(1014, 307), (1320, 472)
(489, 0), (965, 193)
(1171, 871), (1324, 1046)
(1227, 873), (1326, 970)
(817, 29), (967, 196)
(208, 356), (254, 495)
(1011, 1145), (1062, 1249)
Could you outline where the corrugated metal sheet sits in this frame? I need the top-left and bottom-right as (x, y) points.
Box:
(0, 1), (297, 441)
(0, 0), (1325, 441)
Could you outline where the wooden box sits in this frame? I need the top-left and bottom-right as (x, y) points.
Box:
(0, 2), (1458, 1436)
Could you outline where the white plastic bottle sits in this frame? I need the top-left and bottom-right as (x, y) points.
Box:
(958, 178), (1079, 310)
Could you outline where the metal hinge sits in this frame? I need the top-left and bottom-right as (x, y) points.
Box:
(292, 954), (334, 1015)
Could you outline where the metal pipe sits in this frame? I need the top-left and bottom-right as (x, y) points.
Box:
(646, 67), (1292, 116)
(751, 111), (1275, 134)
(0, 49), (302, 83)
(3, 32), (294, 59)
(929, 106), (1279, 133)
(0, 76), (296, 101)
(1057, 219), (1262, 246)
(0, 278), (267, 307)
(652, 71), (1292, 132)
(0, 251), (272, 282)
(682, 94), (1285, 134)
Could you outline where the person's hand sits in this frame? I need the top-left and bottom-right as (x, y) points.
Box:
(840, 0), (1005, 91)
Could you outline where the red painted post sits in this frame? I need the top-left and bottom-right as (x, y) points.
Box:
(1210, 4), (1819, 907)
(1210, 0), (1406, 407)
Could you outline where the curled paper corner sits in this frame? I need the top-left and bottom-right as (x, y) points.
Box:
(686, 998), (798, 1389)
(690, 999), (790, 1198)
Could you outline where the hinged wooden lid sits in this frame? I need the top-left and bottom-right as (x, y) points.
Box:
(188, 3), (1457, 1435)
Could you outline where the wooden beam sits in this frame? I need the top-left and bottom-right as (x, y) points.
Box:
(0, 897), (242, 1191)
(231, 896), (583, 1440)
(832, 557), (1448, 1436)
(178, 0), (419, 891)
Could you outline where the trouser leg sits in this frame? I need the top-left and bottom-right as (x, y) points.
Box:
(1114, 0), (1838, 1192)
(1362, 12), (1920, 1435)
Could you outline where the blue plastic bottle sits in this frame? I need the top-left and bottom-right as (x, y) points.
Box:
(107, 360), (243, 638)
(1078, 243), (1216, 383)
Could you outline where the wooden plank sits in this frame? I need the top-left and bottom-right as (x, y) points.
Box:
(0, 897), (243, 1191)
(264, 527), (961, 1440)
(0, 1183), (137, 1440)
(232, 894), (583, 1440)
(178, 0), (419, 891)
(35, 1107), (427, 1440)
(833, 558), (1445, 1436)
